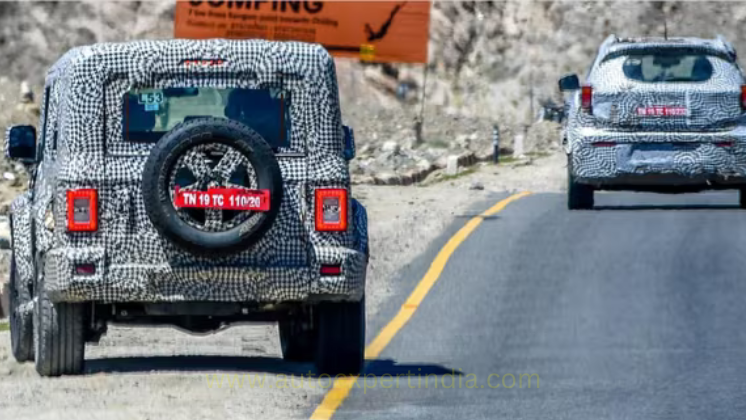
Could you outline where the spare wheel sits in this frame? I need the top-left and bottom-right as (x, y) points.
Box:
(142, 117), (283, 256)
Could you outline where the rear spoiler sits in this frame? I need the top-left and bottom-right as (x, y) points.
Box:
(600, 44), (736, 65)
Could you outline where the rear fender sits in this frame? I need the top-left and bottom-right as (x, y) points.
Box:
(10, 192), (35, 293)
(351, 198), (368, 259)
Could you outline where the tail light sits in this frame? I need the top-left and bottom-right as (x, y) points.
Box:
(581, 85), (593, 113)
(315, 188), (348, 232)
(715, 141), (734, 148)
(320, 265), (342, 276)
(591, 141), (616, 147)
(741, 86), (746, 110)
(67, 189), (98, 232)
(74, 263), (96, 276)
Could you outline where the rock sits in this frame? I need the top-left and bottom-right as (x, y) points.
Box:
(352, 175), (375, 185)
(0, 216), (10, 237)
(457, 151), (477, 167)
(445, 155), (460, 176)
(3, 172), (15, 181)
(416, 159), (434, 172)
(469, 181), (485, 190)
(374, 172), (400, 185)
(357, 143), (373, 157)
(402, 135), (420, 150)
(363, 67), (397, 95)
(476, 147), (494, 162)
(20, 80), (33, 103)
(455, 133), (472, 149)
(348, 161), (364, 175)
(400, 173), (414, 186)
(513, 133), (525, 157)
(15, 102), (40, 116)
(381, 141), (400, 154)
(0, 281), (8, 319)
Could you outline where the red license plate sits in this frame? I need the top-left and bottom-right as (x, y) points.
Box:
(636, 106), (688, 116)
(174, 187), (270, 211)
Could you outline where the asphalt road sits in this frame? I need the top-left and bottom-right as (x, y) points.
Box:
(323, 191), (746, 420)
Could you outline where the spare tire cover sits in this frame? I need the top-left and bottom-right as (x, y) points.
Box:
(142, 117), (283, 256)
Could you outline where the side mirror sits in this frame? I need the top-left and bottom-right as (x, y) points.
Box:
(5, 125), (37, 164)
(558, 74), (580, 92)
(343, 125), (355, 161)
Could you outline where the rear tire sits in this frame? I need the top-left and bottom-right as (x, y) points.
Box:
(315, 298), (365, 375)
(34, 278), (85, 377)
(567, 158), (594, 210)
(739, 188), (746, 209)
(279, 310), (317, 363)
(9, 254), (33, 362)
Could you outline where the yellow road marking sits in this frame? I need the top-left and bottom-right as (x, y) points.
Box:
(310, 191), (532, 420)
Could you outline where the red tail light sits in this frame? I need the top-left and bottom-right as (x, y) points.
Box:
(581, 85), (593, 113)
(67, 189), (98, 232)
(741, 85), (746, 110)
(74, 263), (96, 276)
(715, 141), (734, 148)
(320, 265), (342, 276)
(591, 141), (616, 147)
(315, 189), (348, 232)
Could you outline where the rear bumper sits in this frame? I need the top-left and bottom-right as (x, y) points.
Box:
(570, 126), (746, 185)
(577, 174), (746, 192)
(44, 246), (366, 303)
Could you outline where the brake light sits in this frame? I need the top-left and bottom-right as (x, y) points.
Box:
(591, 141), (616, 147)
(74, 263), (96, 276)
(715, 141), (734, 148)
(315, 189), (348, 232)
(741, 86), (746, 110)
(581, 85), (593, 113)
(67, 189), (98, 232)
(320, 265), (342, 276)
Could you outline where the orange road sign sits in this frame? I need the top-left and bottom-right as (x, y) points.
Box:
(174, 1), (431, 64)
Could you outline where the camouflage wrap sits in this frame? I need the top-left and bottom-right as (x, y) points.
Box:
(11, 39), (367, 304)
(565, 35), (746, 185)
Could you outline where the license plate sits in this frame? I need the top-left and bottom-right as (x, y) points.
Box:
(636, 106), (688, 116)
(174, 187), (270, 211)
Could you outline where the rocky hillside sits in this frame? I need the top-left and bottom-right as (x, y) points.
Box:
(0, 1), (744, 189)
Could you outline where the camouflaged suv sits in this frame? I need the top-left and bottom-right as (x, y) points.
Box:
(560, 35), (746, 209)
(5, 39), (369, 376)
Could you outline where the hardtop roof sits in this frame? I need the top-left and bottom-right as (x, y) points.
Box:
(44, 39), (336, 87)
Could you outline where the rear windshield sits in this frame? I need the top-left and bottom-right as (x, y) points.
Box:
(622, 52), (716, 83)
(123, 87), (291, 146)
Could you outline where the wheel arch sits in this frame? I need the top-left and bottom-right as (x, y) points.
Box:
(350, 198), (368, 260)
(9, 192), (35, 295)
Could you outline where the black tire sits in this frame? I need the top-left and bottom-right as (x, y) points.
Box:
(739, 188), (746, 209)
(9, 253), (33, 362)
(34, 275), (85, 377)
(142, 117), (283, 256)
(567, 158), (594, 210)
(279, 311), (317, 363)
(315, 298), (365, 375)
